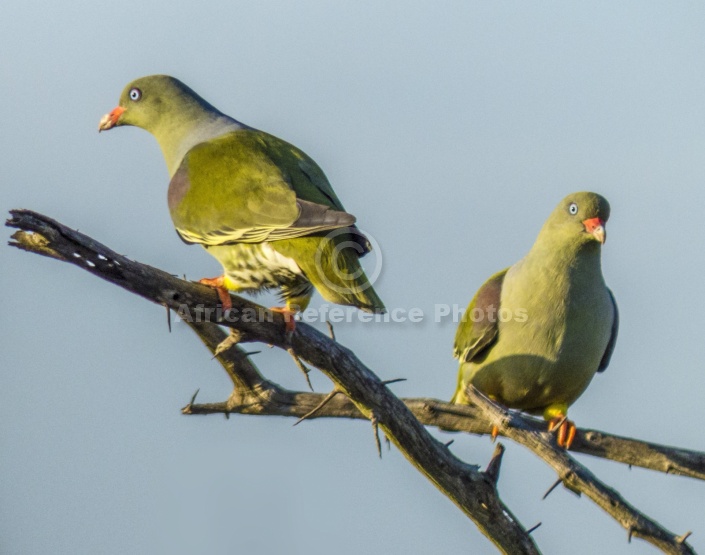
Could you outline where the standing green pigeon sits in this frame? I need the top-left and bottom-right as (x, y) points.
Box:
(451, 192), (618, 448)
(99, 75), (384, 330)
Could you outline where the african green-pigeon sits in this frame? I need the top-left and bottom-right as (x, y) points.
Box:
(451, 192), (618, 448)
(99, 75), (385, 330)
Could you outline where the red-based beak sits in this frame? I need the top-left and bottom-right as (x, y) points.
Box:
(98, 106), (125, 132)
(582, 217), (606, 244)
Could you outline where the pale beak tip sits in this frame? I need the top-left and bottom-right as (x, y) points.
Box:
(593, 225), (606, 244)
(98, 113), (112, 132)
(98, 106), (125, 132)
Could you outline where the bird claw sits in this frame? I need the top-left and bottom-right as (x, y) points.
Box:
(548, 416), (576, 449)
(270, 306), (297, 339)
(198, 275), (232, 313)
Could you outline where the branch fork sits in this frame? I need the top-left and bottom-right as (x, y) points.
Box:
(7, 209), (701, 555)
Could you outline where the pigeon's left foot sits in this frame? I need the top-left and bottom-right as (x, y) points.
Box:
(199, 275), (232, 312)
(269, 306), (297, 337)
(547, 416), (577, 449)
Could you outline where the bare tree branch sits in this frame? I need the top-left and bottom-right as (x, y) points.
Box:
(6, 209), (540, 554)
(184, 321), (698, 555)
(7, 208), (701, 554)
(466, 385), (696, 555)
(185, 320), (705, 482)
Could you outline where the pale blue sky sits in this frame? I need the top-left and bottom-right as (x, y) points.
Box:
(3, 2), (704, 554)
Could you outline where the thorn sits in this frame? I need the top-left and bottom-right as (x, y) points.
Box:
(381, 378), (407, 386)
(384, 434), (391, 451)
(371, 413), (382, 459)
(490, 424), (500, 442)
(326, 321), (336, 341)
(182, 389), (201, 413)
(627, 526), (634, 543)
(526, 522), (542, 535)
(293, 389), (341, 426)
(164, 303), (172, 333)
(224, 412), (230, 420)
(542, 478), (562, 500)
(676, 531), (692, 544)
(190, 389), (200, 405)
(444, 439), (455, 448)
(484, 443), (505, 486)
(287, 347), (313, 391)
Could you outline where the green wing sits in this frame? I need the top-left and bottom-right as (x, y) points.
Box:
(453, 269), (508, 362)
(257, 131), (346, 210)
(597, 288), (619, 373)
(169, 130), (353, 245)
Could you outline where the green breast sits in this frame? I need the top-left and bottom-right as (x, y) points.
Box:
(462, 250), (614, 412)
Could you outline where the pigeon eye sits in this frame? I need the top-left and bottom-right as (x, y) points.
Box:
(129, 88), (142, 101)
(568, 202), (579, 215)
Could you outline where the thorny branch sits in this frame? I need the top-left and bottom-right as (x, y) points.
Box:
(7, 209), (538, 553)
(7, 209), (701, 555)
(184, 322), (698, 555)
(466, 385), (696, 555)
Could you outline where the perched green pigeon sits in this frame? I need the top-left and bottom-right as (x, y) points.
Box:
(451, 192), (618, 448)
(99, 75), (385, 329)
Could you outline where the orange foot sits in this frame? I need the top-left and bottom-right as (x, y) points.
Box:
(199, 275), (232, 312)
(547, 416), (577, 450)
(270, 306), (297, 337)
(490, 424), (500, 442)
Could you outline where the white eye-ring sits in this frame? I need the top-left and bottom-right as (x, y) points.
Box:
(568, 202), (579, 215)
(129, 88), (142, 101)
